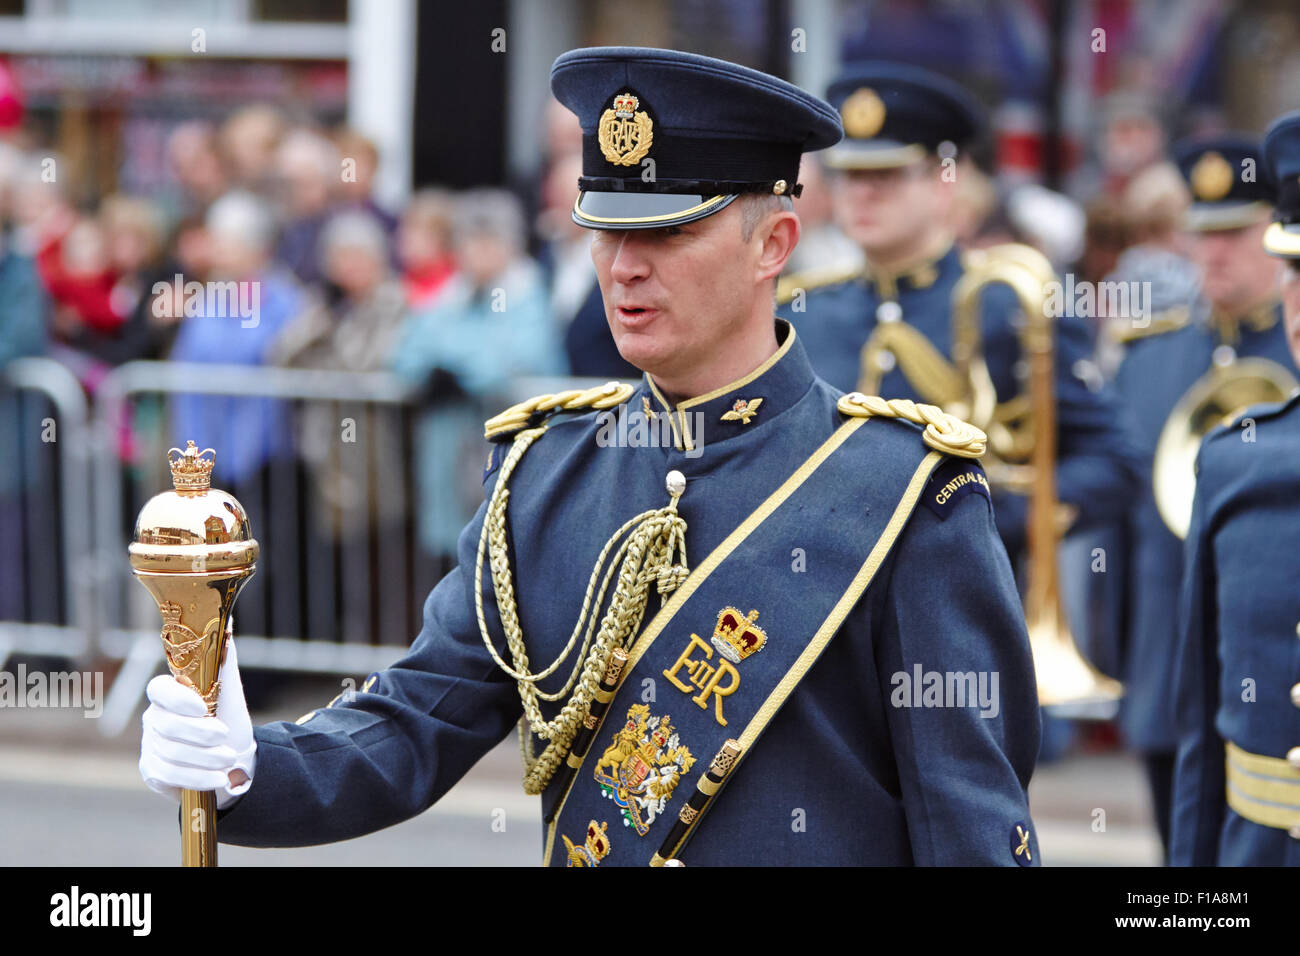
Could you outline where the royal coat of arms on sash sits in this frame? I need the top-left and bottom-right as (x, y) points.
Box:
(592, 703), (696, 836)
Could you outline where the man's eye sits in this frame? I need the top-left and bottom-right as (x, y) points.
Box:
(662, 226), (686, 237)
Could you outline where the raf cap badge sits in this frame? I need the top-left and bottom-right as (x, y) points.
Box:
(841, 87), (886, 139)
(599, 91), (654, 167)
(1190, 150), (1234, 202)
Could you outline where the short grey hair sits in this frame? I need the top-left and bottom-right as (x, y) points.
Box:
(739, 193), (795, 241)
(319, 210), (389, 262)
(454, 188), (525, 253)
(206, 190), (275, 250)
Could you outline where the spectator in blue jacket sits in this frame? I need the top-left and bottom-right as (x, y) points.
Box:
(390, 188), (565, 563)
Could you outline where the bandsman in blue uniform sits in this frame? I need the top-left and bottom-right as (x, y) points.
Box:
(1169, 110), (1300, 866)
(1113, 134), (1297, 859)
(776, 63), (1141, 560)
(138, 48), (1042, 866)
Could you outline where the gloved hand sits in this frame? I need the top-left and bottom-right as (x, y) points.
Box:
(139, 622), (256, 811)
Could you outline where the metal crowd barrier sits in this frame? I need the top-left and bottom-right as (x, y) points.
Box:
(0, 358), (619, 736)
(0, 358), (95, 667)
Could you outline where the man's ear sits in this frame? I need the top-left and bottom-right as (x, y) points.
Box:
(756, 210), (800, 283)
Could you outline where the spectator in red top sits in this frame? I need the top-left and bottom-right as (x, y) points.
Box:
(397, 188), (457, 309)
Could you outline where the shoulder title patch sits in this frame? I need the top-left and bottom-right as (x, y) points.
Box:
(922, 457), (992, 521)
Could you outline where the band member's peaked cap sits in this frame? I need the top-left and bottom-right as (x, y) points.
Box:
(823, 61), (983, 170)
(1174, 134), (1276, 232)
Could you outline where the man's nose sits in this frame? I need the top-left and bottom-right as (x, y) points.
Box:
(608, 233), (652, 283)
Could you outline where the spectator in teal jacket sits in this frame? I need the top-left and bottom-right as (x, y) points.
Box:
(390, 189), (565, 562)
(0, 170), (51, 618)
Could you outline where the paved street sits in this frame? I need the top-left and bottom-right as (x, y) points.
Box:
(1, 674), (1160, 866)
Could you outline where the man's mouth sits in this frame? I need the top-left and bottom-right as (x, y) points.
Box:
(615, 305), (660, 326)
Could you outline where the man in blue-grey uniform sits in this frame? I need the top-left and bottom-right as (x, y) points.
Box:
(1114, 134), (1297, 860)
(1169, 110), (1300, 866)
(776, 63), (1140, 561)
(138, 48), (1042, 866)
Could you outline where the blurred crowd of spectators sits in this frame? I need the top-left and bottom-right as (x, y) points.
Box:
(0, 82), (1228, 581)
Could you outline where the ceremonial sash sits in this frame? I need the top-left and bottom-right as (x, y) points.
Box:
(544, 417), (944, 866)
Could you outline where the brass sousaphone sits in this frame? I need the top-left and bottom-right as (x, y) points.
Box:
(1152, 349), (1298, 539)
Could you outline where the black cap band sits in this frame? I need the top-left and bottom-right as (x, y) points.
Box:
(581, 133), (802, 186)
(1277, 177), (1300, 224)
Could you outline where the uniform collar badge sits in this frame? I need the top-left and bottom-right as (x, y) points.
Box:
(721, 397), (764, 425)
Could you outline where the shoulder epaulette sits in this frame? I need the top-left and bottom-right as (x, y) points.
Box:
(484, 381), (635, 442)
(1110, 306), (1191, 344)
(776, 264), (862, 305)
(837, 392), (987, 459)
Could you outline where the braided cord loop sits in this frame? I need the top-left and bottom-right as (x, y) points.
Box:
(837, 392), (987, 459)
(475, 417), (689, 795)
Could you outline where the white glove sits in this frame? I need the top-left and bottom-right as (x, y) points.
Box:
(139, 624), (256, 811)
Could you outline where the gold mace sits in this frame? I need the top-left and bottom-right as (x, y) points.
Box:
(129, 441), (258, 867)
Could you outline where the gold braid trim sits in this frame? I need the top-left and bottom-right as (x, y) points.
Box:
(837, 392), (987, 459)
(483, 381), (635, 442)
(1109, 306), (1191, 344)
(474, 424), (689, 795)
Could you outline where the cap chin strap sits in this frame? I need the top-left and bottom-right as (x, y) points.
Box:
(577, 176), (803, 197)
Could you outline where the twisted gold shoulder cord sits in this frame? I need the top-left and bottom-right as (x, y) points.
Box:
(475, 424), (690, 795)
(837, 392), (988, 458)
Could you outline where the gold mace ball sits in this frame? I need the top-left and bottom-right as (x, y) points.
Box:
(128, 441), (258, 715)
